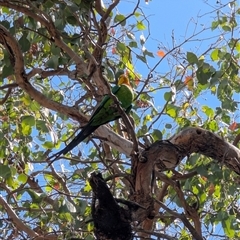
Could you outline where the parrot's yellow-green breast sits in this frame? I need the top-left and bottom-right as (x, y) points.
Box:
(89, 74), (134, 126)
(116, 74), (134, 109)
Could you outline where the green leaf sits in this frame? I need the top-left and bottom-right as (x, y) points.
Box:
(136, 54), (147, 63)
(44, 0), (54, 8)
(164, 92), (172, 101)
(0, 20), (10, 29)
(27, 189), (47, 203)
(45, 55), (59, 69)
(196, 66), (212, 85)
(114, 14), (126, 26)
(143, 114), (152, 125)
(143, 49), (154, 58)
(2, 65), (14, 78)
(21, 115), (35, 136)
(6, 176), (15, 188)
(202, 105), (214, 118)
(18, 173), (28, 184)
(129, 41), (138, 48)
(36, 120), (49, 133)
(19, 35), (30, 52)
(42, 141), (54, 149)
(84, 181), (92, 192)
(116, 42), (126, 52)
(134, 12), (141, 17)
(136, 21), (146, 30)
(211, 20), (219, 30)
(166, 104), (179, 118)
(165, 124), (172, 129)
(211, 49), (219, 61)
(131, 110), (140, 126)
(0, 164), (11, 179)
(67, 2), (79, 12)
(208, 120), (219, 131)
(152, 129), (162, 141)
(114, 14), (125, 22)
(223, 217), (235, 238)
(22, 124), (32, 136)
(66, 16), (77, 25)
(222, 25), (231, 31)
(51, 45), (61, 55)
(236, 42), (240, 52)
(21, 116), (36, 127)
(187, 52), (198, 65)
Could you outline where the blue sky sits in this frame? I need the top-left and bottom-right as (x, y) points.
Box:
(116, 0), (239, 122)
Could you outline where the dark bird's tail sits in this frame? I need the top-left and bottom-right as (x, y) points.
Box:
(48, 124), (99, 162)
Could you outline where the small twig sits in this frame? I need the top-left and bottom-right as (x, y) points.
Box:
(0, 88), (12, 104)
(233, 133), (240, 147)
(0, 83), (18, 90)
(154, 198), (203, 240)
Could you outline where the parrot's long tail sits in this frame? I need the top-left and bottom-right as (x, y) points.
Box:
(48, 124), (99, 162)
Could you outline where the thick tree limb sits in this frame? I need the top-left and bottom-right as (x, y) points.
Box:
(0, 24), (84, 122)
(137, 127), (240, 194)
(169, 127), (240, 174)
(133, 127), (240, 237)
(0, 23), (136, 158)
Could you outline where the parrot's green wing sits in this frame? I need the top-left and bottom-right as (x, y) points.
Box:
(88, 85), (121, 123)
(48, 82), (134, 161)
(89, 84), (133, 126)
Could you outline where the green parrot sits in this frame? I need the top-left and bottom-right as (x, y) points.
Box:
(49, 74), (134, 161)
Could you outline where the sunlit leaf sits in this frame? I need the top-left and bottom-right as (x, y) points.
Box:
(211, 49), (219, 61)
(21, 116), (36, 127)
(136, 21), (146, 30)
(202, 106), (214, 118)
(18, 173), (28, 184)
(223, 217), (235, 238)
(166, 104), (179, 118)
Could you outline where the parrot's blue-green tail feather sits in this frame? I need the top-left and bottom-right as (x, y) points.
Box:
(48, 124), (99, 162)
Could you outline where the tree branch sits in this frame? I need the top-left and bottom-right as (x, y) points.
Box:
(0, 195), (39, 238)
(0, 24), (85, 122)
